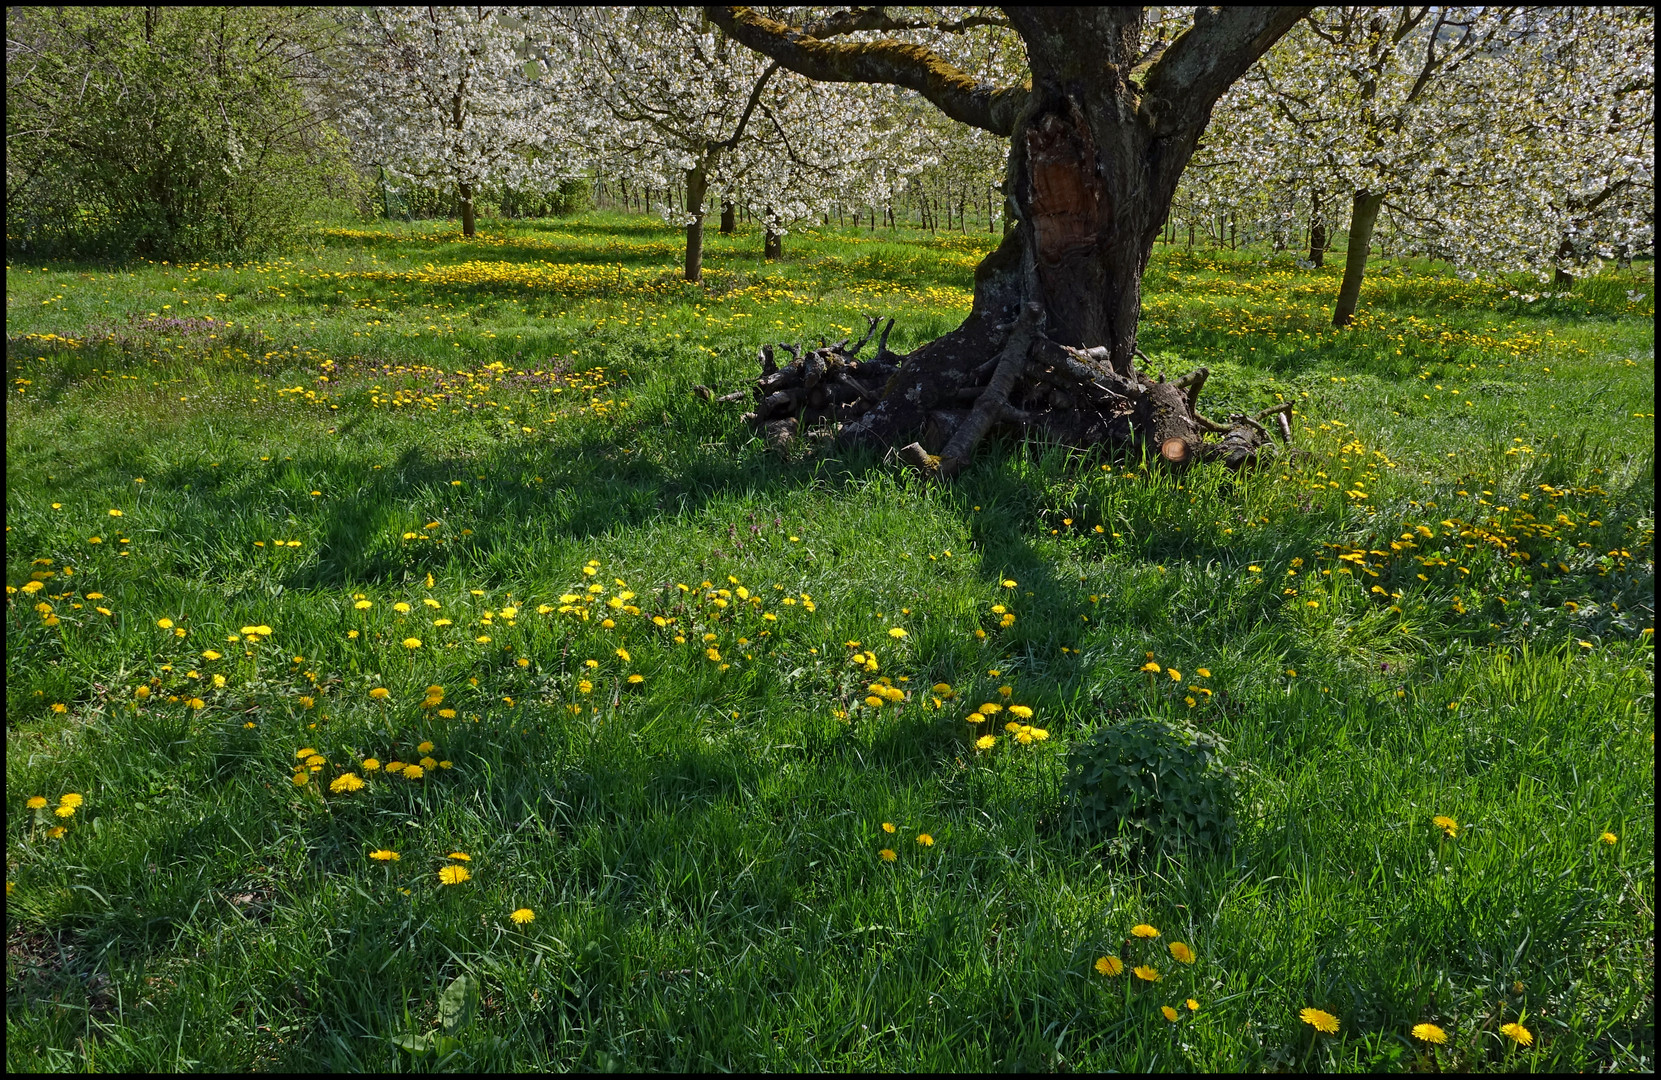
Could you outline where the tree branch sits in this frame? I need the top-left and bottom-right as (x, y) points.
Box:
(1141, 6), (1312, 135)
(705, 5), (1026, 136)
(710, 58), (779, 153)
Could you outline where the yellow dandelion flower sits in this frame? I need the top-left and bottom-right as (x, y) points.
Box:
(1412, 1023), (1447, 1044)
(1432, 815), (1459, 838)
(369, 687), (390, 699)
(510, 908), (535, 925)
(417, 741), (434, 754)
(1599, 831), (1617, 845)
(882, 822), (896, 833)
(1169, 942), (1195, 964)
(385, 760), (406, 773)
(27, 796), (48, 809)
(1196, 668), (1211, 678)
(156, 617), (174, 628)
(888, 627), (907, 638)
(917, 834), (934, 846)
(330, 773), (365, 794)
(362, 758), (380, 772)
(1131, 924), (1160, 938)
(438, 865), (471, 885)
(47, 826), (67, 839)
(1095, 955), (1123, 976)
(291, 772), (309, 787)
(419, 757), (438, 770)
(402, 637), (422, 649)
(1162, 1006), (1179, 1022)
(976, 735), (996, 750)
(864, 695), (884, 708)
(1186, 998), (1199, 1012)
(1133, 965), (1161, 982)
(1141, 661), (1161, 673)
(402, 764), (425, 780)
(355, 600), (372, 610)
(878, 848), (897, 862)
(627, 673), (643, 684)
(370, 849), (399, 862)
(1009, 705), (1033, 719)
(616, 647), (631, 662)
(58, 793), (83, 809)
(1499, 1022), (1532, 1046)
(1300, 1008), (1340, 1034)
(446, 852), (471, 861)
(135, 685), (151, 698)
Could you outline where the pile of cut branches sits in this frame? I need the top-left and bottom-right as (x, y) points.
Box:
(702, 307), (1296, 476)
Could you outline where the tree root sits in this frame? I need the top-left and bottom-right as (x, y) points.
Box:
(709, 313), (1295, 474)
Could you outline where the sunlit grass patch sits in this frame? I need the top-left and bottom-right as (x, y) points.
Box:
(5, 213), (1653, 1072)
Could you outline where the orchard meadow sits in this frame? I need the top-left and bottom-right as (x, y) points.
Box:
(6, 212), (1654, 1071)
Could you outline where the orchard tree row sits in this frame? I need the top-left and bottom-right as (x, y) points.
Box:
(9, 5), (1649, 298)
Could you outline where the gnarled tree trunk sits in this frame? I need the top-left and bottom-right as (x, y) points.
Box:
(708, 6), (1308, 476)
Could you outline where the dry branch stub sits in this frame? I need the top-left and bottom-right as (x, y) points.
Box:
(718, 313), (1287, 472)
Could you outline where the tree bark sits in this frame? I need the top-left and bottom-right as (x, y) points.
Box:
(459, 182), (476, 237)
(720, 202), (736, 234)
(683, 166), (709, 282)
(1332, 190), (1384, 326)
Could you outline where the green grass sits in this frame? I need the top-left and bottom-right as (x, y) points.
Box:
(6, 211), (1654, 1071)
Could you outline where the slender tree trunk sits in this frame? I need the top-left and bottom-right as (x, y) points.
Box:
(1307, 191), (1327, 267)
(684, 166), (709, 283)
(459, 182), (476, 237)
(1332, 191), (1384, 326)
(720, 202), (736, 235)
(764, 208), (782, 260)
(1552, 238), (1575, 288)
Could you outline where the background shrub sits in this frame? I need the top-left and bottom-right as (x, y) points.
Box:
(5, 6), (354, 260)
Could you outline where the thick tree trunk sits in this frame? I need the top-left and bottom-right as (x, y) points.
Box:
(459, 182), (476, 238)
(720, 202), (736, 235)
(1332, 191), (1384, 326)
(684, 167), (709, 283)
(708, 5), (1306, 477)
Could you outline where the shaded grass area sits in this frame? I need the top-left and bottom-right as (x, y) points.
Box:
(6, 213), (1655, 1071)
